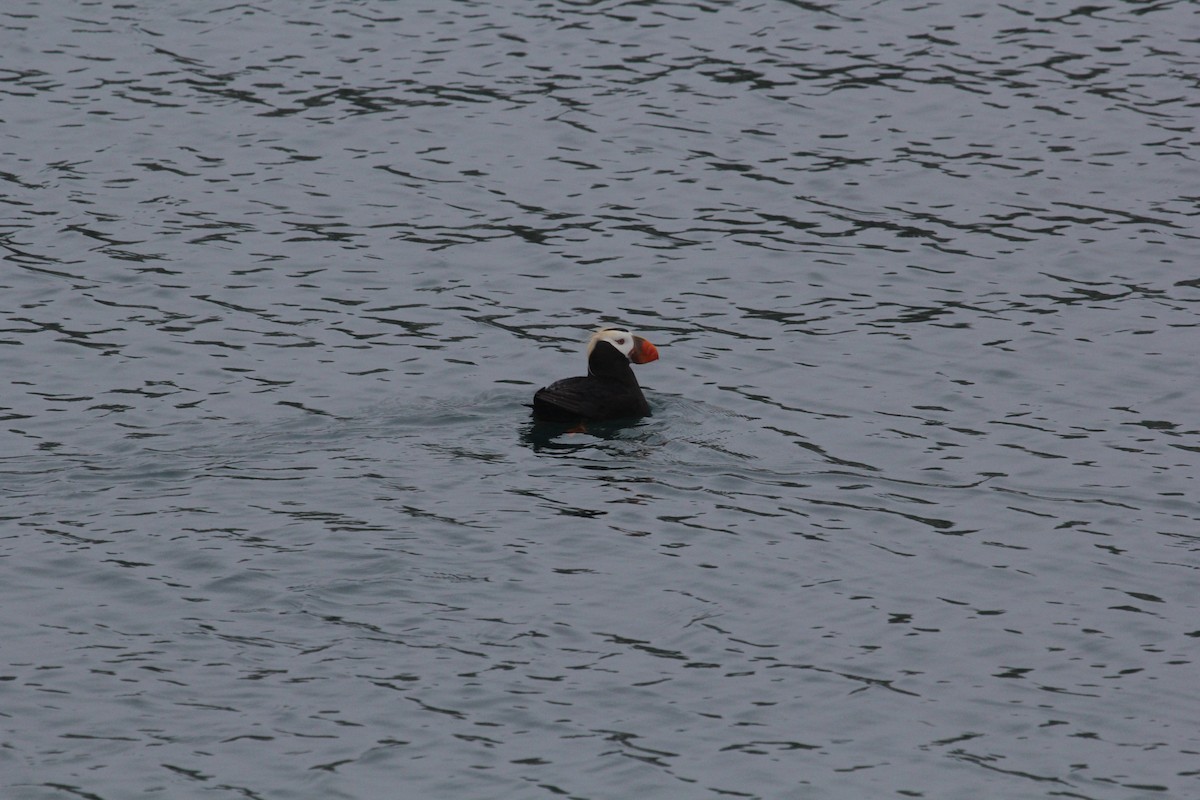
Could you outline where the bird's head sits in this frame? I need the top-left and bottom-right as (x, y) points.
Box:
(587, 328), (659, 364)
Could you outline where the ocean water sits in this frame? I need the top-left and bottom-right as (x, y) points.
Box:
(2, 1), (1197, 798)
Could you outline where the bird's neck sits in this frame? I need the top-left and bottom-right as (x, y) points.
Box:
(587, 342), (639, 385)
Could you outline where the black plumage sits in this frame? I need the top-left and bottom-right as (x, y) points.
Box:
(532, 329), (659, 422)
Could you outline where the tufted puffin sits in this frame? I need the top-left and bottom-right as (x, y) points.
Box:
(532, 328), (660, 421)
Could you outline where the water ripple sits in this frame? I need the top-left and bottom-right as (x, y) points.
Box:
(3, 1), (1199, 798)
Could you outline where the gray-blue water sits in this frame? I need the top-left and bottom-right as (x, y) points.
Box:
(2, 2), (1198, 798)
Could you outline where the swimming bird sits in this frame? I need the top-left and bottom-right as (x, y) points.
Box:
(532, 328), (660, 421)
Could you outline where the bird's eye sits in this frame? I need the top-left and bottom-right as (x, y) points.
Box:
(616, 338), (627, 345)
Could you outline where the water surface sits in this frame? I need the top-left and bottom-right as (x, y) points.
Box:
(2, 1), (1198, 798)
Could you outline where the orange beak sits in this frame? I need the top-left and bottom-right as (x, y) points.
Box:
(630, 336), (659, 364)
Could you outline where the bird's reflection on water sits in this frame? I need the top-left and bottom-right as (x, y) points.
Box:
(520, 415), (655, 453)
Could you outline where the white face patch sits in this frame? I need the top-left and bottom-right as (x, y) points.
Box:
(587, 328), (635, 359)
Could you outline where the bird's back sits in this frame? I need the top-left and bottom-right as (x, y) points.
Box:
(532, 376), (649, 421)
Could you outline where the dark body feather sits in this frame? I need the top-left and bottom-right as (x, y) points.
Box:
(532, 340), (651, 421)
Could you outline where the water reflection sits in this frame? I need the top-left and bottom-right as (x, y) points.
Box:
(521, 416), (651, 451)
